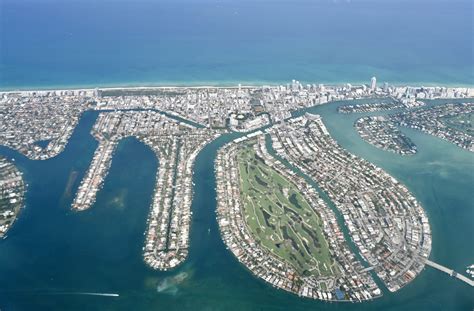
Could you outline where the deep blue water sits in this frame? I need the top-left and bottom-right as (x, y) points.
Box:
(1, 0), (473, 89)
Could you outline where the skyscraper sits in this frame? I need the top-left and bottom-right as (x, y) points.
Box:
(370, 76), (377, 91)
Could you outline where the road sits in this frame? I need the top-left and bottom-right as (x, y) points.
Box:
(425, 259), (474, 287)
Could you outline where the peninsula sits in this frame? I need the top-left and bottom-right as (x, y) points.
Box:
(72, 110), (220, 269)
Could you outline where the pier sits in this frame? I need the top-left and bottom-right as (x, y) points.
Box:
(425, 259), (474, 287)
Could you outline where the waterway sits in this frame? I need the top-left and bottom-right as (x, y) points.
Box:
(0, 99), (472, 310)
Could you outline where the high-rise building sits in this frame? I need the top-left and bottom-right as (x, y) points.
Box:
(370, 76), (377, 91)
(291, 79), (297, 91)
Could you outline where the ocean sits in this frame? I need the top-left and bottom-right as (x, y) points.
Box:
(0, 0), (473, 310)
(1, 0), (473, 90)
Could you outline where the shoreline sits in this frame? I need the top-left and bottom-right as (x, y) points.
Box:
(1, 80), (473, 93)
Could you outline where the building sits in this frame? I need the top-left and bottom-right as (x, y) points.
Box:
(370, 77), (377, 91)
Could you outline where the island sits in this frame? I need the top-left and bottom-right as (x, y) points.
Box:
(390, 103), (473, 152)
(0, 157), (25, 238)
(338, 100), (425, 114)
(352, 102), (473, 155)
(355, 116), (417, 155)
(216, 134), (380, 301)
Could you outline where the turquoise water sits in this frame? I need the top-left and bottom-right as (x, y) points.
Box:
(1, 0), (473, 89)
(0, 100), (472, 310)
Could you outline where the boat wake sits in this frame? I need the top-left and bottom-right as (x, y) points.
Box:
(0, 290), (120, 297)
(65, 292), (119, 297)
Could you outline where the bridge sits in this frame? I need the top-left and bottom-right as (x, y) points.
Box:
(425, 259), (474, 287)
(359, 266), (375, 273)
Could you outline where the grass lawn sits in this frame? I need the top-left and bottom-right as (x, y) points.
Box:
(237, 142), (338, 277)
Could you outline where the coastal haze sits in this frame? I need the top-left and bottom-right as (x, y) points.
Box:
(0, 0), (473, 311)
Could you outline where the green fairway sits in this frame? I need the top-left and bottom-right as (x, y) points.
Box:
(237, 142), (338, 277)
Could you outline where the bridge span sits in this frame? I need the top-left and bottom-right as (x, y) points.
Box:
(425, 259), (474, 287)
